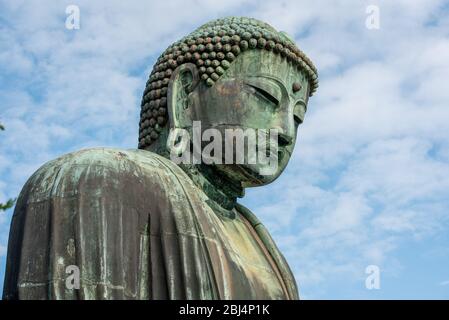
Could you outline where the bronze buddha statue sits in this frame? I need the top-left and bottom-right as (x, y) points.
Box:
(3, 17), (318, 300)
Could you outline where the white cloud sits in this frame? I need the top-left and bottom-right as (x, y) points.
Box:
(244, 0), (449, 298)
(439, 280), (449, 286)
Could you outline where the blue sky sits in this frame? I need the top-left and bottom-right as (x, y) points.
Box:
(1, 0), (449, 299)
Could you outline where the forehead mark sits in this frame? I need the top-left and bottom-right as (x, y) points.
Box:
(292, 82), (302, 93)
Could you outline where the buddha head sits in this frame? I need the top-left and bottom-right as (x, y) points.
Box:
(138, 17), (318, 188)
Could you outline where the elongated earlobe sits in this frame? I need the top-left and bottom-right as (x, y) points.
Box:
(166, 63), (200, 130)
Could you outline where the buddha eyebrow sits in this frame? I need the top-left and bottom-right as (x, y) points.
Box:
(247, 73), (284, 85)
(243, 75), (283, 101)
(294, 98), (308, 112)
(247, 83), (280, 105)
(295, 98), (307, 106)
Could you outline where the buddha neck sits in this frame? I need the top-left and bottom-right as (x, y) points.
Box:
(180, 163), (244, 210)
(146, 132), (244, 210)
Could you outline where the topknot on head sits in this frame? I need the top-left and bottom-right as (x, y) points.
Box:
(139, 17), (318, 149)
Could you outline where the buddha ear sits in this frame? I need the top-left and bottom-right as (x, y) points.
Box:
(166, 63), (200, 129)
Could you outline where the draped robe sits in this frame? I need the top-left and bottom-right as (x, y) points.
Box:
(3, 148), (299, 300)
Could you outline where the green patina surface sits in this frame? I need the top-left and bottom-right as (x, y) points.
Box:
(3, 16), (317, 300)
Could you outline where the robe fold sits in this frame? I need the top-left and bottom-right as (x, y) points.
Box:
(3, 148), (299, 300)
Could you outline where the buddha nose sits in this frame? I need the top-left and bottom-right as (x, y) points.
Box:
(278, 132), (293, 147)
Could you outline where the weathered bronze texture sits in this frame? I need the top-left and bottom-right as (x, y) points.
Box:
(139, 16), (317, 149)
(3, 17), (317, 300)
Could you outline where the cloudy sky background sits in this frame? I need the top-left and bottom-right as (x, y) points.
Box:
(1, 0), (449, 299)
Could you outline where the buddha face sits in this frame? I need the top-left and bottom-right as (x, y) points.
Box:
(171, 49), (310, 187)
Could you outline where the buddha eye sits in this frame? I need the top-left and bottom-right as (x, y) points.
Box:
(294, 101), (306, 126)
(244, 83), (280, 107)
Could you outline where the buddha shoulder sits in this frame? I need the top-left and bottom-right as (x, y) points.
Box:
(21, 147), (189, 203)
